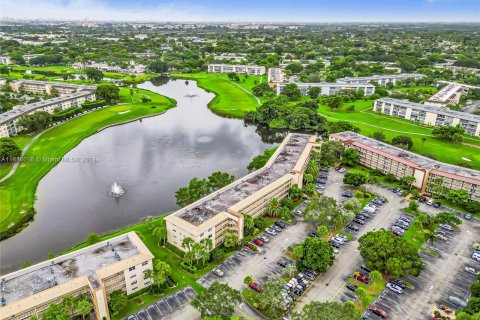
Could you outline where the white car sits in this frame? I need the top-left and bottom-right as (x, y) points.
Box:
(266, 228), (277, 236)
(426, 199), (434, 206)
(439, 224), (453, 231)
(259, 235), (270, 243)
(333, 247), (340, 254)
(473, 253), (480, 262)
(386, 282), (403, 294)
(335, 234), (348, 241)
(465, 267), (478, 275)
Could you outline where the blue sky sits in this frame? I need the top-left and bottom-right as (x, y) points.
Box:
(1, 0), (479, 22)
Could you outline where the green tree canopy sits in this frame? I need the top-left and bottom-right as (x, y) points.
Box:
(292, 301), (359, 320)
(191, 281), (242, 318)
(358, 230), (423, 278)
(299, 237), (335, 272)
(96, 83), (120, 104)
(0, 137), (21, 162)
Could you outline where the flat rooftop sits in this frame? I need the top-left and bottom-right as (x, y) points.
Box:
(334, 131), (480, 184)
(377, 98), (480, 123)
(427, 83), (462, 104)
(176, 133), (311, 226)
(13, 80), (96, 91)
(279, 82), (375, 88)
(1, 234), (139, 306)
(338, 73), (425, 82)
(0, 91), (94, 125)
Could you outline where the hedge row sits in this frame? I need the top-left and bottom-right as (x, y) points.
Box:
(180, 261), (197, 274)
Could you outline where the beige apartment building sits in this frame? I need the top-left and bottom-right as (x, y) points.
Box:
(373, 98), (480, 136)
(0, 232), (154, 320)
(276, 82), (375, 96)
(336, 73), (426, 86)
(330, 131), (480, 201)
(10, 80), (96, 95)
(165, 133), (318, 251)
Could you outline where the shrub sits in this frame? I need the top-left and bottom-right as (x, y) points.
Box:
(180, 261), (197, 274)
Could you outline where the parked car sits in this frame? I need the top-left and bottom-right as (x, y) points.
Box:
(329, 240), (341, 249)
(435, 229), (446, 236)
(386, 282), (403, 294)
(360, 264), (372, 273)
(333, 247), (340, 254)
(353, 218), (366, 225)
(346, 283), (357, 291)
(308, 231), (318, 237)
(272, 225), (282, 232)
(253, 238), (264, 246)
(419, 196), (427, 203)
(335, 166), (342, 171)
(259, 235), (270, 243)
(320, 167), (329, 172)
(249, 282), (263, 292)
(212, 268), (224, 277)
(245, 242), (257, 251)
(339, 168), (347, 173)
(346, 224), (359, 231)
(464, 214), (472, 220)
(331, 236), (344, 245)
(389, 279), (406, 289)
(426, 199), (434, 206)
(342, 192), (353, 198)
(433, 202), (441, 208)
(448, 296), (467, 308)
(472, 252), (480, 262)
(266, 228), (277, 236)
(353, 272), (369, 283)
(336, 234), (348, 242)
(277, 259), (289, 268)
(465, 267), (478, 275)
(369, 306), (388, 318)
(439, 224), (453, 231)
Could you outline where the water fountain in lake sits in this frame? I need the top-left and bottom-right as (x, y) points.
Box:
(108, 182), (125, 197)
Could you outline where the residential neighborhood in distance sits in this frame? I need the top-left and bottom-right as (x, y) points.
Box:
(0, 1), (479, 320)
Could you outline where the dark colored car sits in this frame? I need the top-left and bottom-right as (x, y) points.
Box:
(419, 197), (427, 203)
(342, 192), (353, 198)
(346, 224), (359, 231)
(346, 283), (357, 291)
(272, 225), (282, 232)
(329, 240), (341, 249)
(308, 231), (318, 237)
(274, 221), (286, 229)
(360, 264), (371, 273)
(277, 259), (288, 268)
(353, 218), (366, 225)
(433, 202), (441, 208)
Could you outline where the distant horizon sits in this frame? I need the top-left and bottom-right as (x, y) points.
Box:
(1, 0), (479, 23)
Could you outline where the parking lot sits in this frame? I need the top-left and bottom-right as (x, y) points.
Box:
(198, 219), (311, 291)
(295, 171), (409, 309)
(126, 286), (197, 320)
(370, 218), (480, 320)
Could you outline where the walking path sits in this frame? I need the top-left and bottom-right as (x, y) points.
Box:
(229, 81), (261, 106)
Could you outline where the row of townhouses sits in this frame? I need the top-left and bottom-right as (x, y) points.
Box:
(207, 64), (266, 75)
(330, 131), (480, 202)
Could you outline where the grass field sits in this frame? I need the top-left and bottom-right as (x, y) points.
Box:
(318, 100), (480, 170)
(171, 72), (262, 118)
(0, 88), (176, 236)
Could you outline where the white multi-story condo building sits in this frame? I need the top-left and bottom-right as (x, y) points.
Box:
(213, 53), (247, 63)
(207, 64), (266, 75)
(0, 232), (154, 320)
(0, 56), (12, 65)
(425, 83), (463, 107)
(276, 82), (375, 96)
(10, 80), (96, 95)
(268, 67), (286, 84)
(373, 98), (480, 136)
(72, 61), (146, 75)
(165, 134), (318, 251)
(0, 90), (97, 137)
(336, 73), (426, 86)
(330, 131), (480, 201)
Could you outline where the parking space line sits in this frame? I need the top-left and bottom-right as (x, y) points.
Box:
(330, 282), (346, 301)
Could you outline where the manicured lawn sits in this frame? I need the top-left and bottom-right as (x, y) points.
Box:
(318, 100), (480, 169)
(171, 72), (261, 118)
(348, 276), (385, 311)
(0, 89), (176, 236)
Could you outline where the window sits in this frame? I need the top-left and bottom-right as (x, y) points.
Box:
(130, 274), (136, 278)
(144, 281), (151, 286)
(128, 266), (135, 271)
(142, 261), (148, 266)
(131, 280), (137, 285)
(132, 287), (138, 291)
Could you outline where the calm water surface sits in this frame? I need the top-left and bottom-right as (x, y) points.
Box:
(0, 78), (283, 273)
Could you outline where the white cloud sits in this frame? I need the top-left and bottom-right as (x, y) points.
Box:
(0, 0), (211, 21)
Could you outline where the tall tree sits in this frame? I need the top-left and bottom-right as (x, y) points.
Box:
(299, 237), (335, 272)
(191, 281), (242, 318)
(267, 198), (281, 217)
(257, 276), (287, 313)
(292, 301), (359, 320)
(108, 290), (128, 316)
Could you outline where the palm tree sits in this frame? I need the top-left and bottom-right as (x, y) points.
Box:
(425, 231), (438, 244)
(280, 207), (294, 221)
(402, 176), (416, 190)
(306, 160), (320, 176)
(267, 198), (281, 217)
(303, 173), (314, 184)
(152, 225), (167, 246)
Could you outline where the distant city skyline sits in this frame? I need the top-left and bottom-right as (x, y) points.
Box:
(1, 0), (479, 23)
